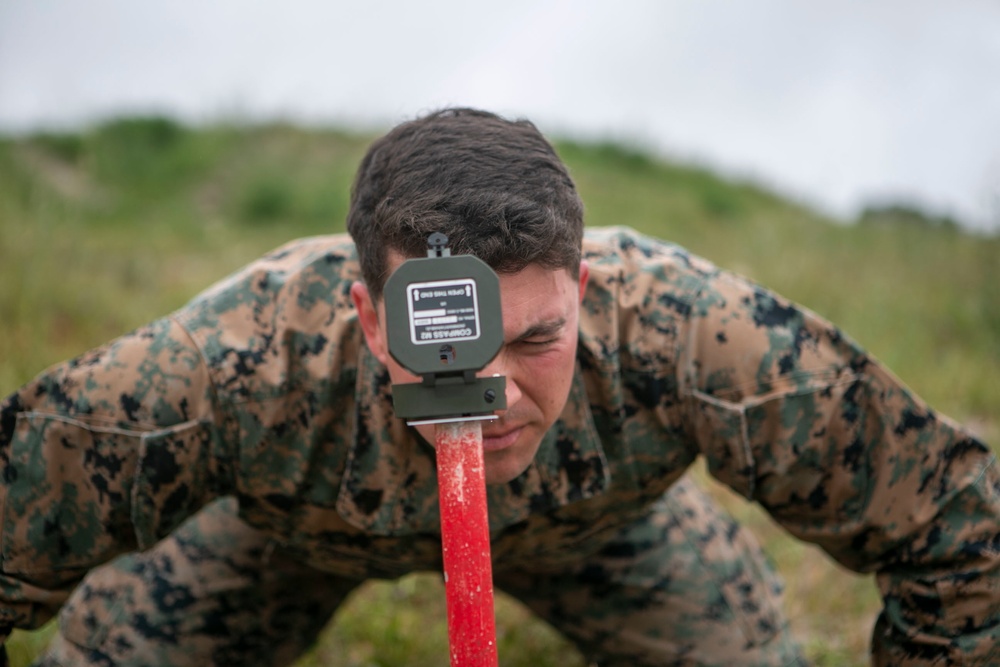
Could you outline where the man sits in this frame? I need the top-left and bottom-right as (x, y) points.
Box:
(1, 108), (997, 666)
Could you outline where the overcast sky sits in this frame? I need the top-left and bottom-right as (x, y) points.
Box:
(2, 1), (999, 231)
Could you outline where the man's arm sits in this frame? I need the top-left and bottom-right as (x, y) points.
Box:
(679, 269), (999, 665)
(0, 316), (231, 644)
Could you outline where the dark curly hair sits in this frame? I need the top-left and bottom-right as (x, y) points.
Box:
(347, 108), (584, 300)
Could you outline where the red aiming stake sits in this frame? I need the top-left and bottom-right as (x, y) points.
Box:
(435, 419), (499, 667)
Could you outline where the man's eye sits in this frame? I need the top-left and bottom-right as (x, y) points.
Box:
(522, 338), (558, 347)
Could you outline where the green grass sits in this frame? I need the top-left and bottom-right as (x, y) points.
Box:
(1, 117), (997, 666)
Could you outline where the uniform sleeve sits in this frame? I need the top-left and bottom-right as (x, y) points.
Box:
(679, 270), (1000, 665)
(0, 316), (232, 643)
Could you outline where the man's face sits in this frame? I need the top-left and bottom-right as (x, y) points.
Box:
(351, 253), (589, 485)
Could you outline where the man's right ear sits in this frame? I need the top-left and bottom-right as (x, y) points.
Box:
(350, 282), (389, 365)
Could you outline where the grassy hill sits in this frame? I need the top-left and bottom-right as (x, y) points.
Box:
(1, 116), (997, 666)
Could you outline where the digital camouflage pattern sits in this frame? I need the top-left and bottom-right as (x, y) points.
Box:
(31, 480), (801, 666)
(33, 497), (355, 667)
(1, 227), (997, 665)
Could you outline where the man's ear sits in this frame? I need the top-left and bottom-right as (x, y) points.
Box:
(350, 281), (389, 364)
(578, 260), (590, 303)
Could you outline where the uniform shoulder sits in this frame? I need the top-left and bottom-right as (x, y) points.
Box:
(172, 233), (363, 400)
(185, 233), (359, 309)
(582, 226), (717, 303)
(579, 226), (720, 370)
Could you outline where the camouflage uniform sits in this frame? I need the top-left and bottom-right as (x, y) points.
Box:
(1, 227), (997, 665)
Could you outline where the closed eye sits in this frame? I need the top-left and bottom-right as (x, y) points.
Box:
(519, 337), (559, 347)
(508, 318), (567, 348)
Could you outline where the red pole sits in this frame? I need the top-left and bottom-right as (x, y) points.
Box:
(435, 419), (499, 667)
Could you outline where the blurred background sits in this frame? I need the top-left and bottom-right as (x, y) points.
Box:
(2, 0), (1000, 231)
(1, 2), (998, 666)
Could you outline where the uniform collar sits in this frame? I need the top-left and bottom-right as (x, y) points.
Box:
(336, 346), (610, 536)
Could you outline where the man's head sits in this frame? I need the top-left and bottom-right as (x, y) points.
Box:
(348, 108), (589, 484)
(347, 107), (584, 301)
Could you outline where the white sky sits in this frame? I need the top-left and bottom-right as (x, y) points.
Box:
(2, 0), (999, 231)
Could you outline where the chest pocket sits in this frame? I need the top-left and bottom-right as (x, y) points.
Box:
(2, 412), (215, 577)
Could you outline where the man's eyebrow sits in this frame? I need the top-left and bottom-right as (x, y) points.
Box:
(508, 318), (567, 344)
